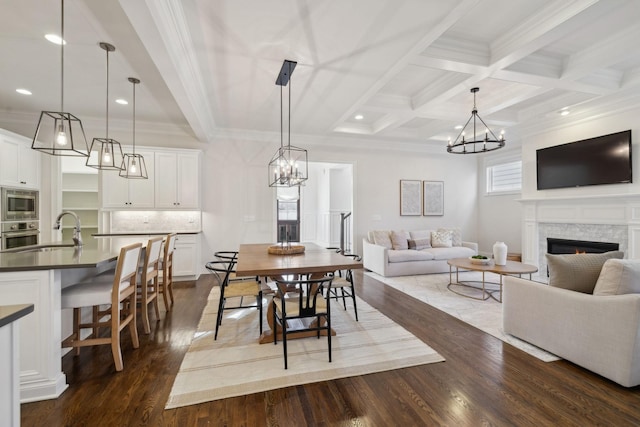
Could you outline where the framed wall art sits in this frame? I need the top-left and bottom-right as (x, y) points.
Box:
(400, 180), (422, 216)
(423, 180), (444, 216)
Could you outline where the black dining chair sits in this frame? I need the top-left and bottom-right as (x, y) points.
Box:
(272, 275), (334, 369)
(326, 253), (360, 321)
(205, 259), (263, 340)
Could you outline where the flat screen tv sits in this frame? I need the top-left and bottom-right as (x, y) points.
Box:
(536, 130), (632, 190)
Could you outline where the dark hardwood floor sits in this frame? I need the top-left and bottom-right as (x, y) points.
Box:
(21, 270), (640, 426)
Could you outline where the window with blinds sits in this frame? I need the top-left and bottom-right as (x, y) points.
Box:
(486, 160), (522, 194)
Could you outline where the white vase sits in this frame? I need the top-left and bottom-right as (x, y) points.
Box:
(493, 241), (508, 266)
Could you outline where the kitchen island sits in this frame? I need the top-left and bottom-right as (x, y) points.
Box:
(0, 236), (149, 403)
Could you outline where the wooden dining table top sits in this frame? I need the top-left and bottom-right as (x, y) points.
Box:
(235, 243), (363, 277)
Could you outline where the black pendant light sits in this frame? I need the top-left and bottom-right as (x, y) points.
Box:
(32, 0), (89, 156)
(268, 59), (308, 187)
(86, 42), (124, 170)
(120, 77), (148, 179)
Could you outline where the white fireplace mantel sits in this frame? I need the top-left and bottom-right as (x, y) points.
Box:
(519, 195), (640, 268)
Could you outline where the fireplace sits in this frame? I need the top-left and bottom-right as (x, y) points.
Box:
(547, 238), (620, 255)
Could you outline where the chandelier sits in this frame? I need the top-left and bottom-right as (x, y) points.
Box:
(268, 59), (308, 187)
(447, 87), (505, 154)
(32, 0), (89, 157)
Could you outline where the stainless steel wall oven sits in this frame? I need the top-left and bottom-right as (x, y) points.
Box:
(1, 187), (39, 221)
(1, 221), (39, 250)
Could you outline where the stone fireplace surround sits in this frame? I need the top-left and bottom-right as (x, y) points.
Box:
(520, 194), (640, 279)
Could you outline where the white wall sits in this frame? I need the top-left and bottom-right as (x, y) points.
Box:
(476, 149), (523, 255)
(199, 137), (479, 266)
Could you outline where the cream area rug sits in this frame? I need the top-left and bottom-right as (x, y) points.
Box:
(365, 271), (560, 362)
(166, 286), (444, 409)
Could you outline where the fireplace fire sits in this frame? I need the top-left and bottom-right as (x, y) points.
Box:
(547, 238), (619, 255)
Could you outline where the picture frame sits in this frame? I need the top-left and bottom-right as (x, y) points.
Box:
(400, 180), (422, 216)
(423, 180), (444, 216)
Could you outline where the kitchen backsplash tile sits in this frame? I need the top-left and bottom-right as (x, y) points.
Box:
(110, 211), (201, 233)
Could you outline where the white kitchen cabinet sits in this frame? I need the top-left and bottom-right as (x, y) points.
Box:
(101, 149), (155, 208)
(172, 234), (200, 278)
(0, 130), (41, 189)
(154, 151), (200, 209)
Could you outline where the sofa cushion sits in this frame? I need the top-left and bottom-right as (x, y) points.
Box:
(424, 246), (475, 260)
(431, 230), (452, 248)
(409, 230), (432, 241)
(546, 251), (624, 294)
(388, 249), (434, 263)
(408, 238), (431, 250)
(390, 230), (410, 250)
(371, 230), (392, 249)
(439, 227), (462, 246)
(593, 259), (640, 295)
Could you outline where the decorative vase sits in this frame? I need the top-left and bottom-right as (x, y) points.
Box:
(493, 241), (508, 266)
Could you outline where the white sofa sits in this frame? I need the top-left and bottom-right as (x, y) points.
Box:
(503, 257), (640, 387)
(363, 229), (478, 277)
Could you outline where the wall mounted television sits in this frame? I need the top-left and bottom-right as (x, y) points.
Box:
(536, 130), (632, 190)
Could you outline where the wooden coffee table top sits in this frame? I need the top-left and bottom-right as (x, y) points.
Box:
(447, 257), (538, 275)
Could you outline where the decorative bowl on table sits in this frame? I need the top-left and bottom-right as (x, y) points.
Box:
(268, 244), (305, 255)
(469, 256), (491, 265)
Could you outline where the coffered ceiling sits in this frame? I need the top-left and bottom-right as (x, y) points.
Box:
(1, 0), (639, 152)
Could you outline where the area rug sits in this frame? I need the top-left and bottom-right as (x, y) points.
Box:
(365, 271), (560, 362)
(165, 286), (445, 409)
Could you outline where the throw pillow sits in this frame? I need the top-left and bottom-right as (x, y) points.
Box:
(371, 230), (392, 249)
(593, 259), (640, 295)
(439, 227), (462, 246)
(546, 251), (624, 294)
(431, 230), (453, 248)
(408, 238), (431, 250)
(390, 230), (410, 250)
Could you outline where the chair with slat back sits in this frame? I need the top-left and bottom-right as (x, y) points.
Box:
(272, 275), (334, 369)
(205, 258), (264, 340)
(61, 242), (142, 371)
(159, 233), (177, 311)
(139, 236), (164, 333)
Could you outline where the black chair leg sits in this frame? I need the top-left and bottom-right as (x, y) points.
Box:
(351, 286), (358, 321)
(214, 297), (225, 340)
(282, 316), (288, 369)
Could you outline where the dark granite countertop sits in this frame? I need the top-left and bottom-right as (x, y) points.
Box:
(92, 232), (200, 236)
(0, 236), (150, 272)
(0, 304), (34, 328)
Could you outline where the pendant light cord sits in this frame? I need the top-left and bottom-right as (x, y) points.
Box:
(288, 61), (291, 148)
(132, 79), (136, 154)
(106, 48), (109, 139)
(60, 0), (64, 112)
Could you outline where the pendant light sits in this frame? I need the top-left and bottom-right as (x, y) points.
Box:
(86, 42), (124, 170)
(268, 59), (308, 187)
(120, 77), (148, 179)
(32, 0), (89, 156)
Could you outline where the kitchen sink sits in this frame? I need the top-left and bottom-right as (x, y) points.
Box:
(1, 243), (77, 253)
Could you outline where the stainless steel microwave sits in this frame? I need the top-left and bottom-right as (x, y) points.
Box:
(1, 187), (39, 221)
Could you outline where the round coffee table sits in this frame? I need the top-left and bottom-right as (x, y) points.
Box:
(447, 258), (538, 302)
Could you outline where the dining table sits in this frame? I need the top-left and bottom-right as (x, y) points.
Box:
(235, 242), (363, 343)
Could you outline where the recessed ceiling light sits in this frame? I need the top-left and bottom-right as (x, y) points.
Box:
(16, 88), (32, 95)
(115, 99), (128, 105)
(454, 125), (463, 130)
(354, 114), (364, 120)
(45, 34), (66, 45)
(560, 110), (570, 116)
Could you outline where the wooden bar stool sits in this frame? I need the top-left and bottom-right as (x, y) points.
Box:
(159, 233), (177, 311)
(61, 243), (142, 372)
(139, 236), (164, 333)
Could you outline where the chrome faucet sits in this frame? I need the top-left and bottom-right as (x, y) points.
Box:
(53, 211), (83, 247)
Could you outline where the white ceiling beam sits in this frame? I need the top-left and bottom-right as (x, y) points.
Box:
(330, 0), (482, 132)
